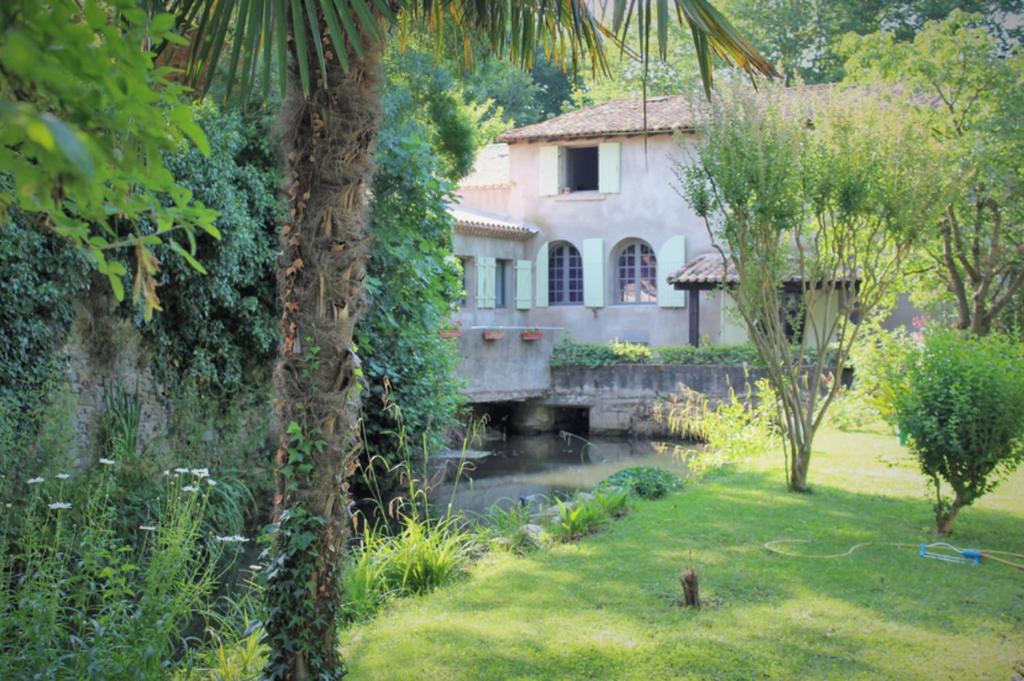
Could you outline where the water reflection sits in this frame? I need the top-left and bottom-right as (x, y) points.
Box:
(431, 433), (697, 516)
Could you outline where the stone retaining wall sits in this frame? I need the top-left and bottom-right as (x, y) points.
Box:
(546, 364), (769, 436)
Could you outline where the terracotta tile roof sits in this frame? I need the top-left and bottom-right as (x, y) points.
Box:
(494, 84), (869, 144)
(496, 96), (699, 143)
(448, 205), (538, 241)
(668, 252), (858, 288)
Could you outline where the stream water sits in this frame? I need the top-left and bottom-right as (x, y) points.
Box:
(431, 433), (698, 516)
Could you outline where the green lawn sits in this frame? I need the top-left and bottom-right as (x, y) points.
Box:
(341, 427), (1024, 680)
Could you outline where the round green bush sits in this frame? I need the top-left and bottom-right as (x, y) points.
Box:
(891, 330), (1024, 534)
(598, 466), (681, 499)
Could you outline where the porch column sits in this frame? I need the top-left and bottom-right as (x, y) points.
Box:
(688, 289), (700, 347)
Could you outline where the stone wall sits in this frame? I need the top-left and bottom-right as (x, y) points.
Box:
(545, 363), (769, 436)
(60, 294), (172, 460)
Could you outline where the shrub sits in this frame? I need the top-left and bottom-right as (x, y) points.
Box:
(890, 330), (1024, 534)
(598, 467), (680, 499)
(655, 344), (763, 365)
(550, 335), (652, 368)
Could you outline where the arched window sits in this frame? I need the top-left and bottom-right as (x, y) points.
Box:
(616, 241), (657, 304)
(549, 242), (583, 305)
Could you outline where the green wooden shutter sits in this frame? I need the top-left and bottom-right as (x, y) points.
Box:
(583, 238), (604, 308)
(539, 145), (560, 196)
(598, 142), (621, 194)
(515, 260), (532, 310)
(657, 236), (687, 308)
(535, 242), (549, 307)
(477, 256), (495, 308)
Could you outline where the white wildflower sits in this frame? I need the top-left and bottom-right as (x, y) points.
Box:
(27, 477), (44, 485)
(98, 458), (115, 466)
(139, 525), (158, 532)
(190, 467), (210, 479)
(215, 535), (249, 544)
(206, 478), (217, 486)
(247, 564), (263, 572)
(163, 470), (171, 476)
(182, 485), (199, 493)
(174, 467), (190, 474)
(48, 502), (71, 510)
(56, 473), (70, 480)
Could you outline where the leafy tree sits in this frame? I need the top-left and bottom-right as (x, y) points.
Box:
(889, 330), (1024, 534)
(353, 48), (466, 522)
(462, 50), (579, 125)
(722, 0), (1020, 84)
(0, 0), (218, 318)
(175, 1), (773, 676)
(679, 83), (944, 491)
(842, 12), (1024, 336)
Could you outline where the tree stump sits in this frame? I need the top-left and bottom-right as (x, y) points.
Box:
(680, 569), (700, 608)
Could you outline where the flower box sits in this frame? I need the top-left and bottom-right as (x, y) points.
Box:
(520, 330), (544, 342)
(439, 329), (462, 339)
(482, 330), (505, 341)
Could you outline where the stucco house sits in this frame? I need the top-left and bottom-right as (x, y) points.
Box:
(449, 96), (753, 403)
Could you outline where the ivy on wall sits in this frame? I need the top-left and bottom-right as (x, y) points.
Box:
(133, 102), (282, 396)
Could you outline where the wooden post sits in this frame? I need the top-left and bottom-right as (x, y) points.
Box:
(688, 289), (700, 347)
(680, 568), (700, 608)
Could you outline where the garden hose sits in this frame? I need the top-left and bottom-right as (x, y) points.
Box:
(764, 539), (1024, 571)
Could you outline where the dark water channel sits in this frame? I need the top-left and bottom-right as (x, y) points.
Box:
(431, 433), (698, 516)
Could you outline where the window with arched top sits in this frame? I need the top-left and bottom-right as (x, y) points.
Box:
(549, 242), (583, 305)
(616, 241), (657, 304)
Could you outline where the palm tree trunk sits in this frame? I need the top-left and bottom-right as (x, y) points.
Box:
(262, 22), (383, 680)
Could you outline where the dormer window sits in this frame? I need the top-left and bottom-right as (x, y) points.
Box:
(539, 142), (620, 196)
(565, 147), (599, 192)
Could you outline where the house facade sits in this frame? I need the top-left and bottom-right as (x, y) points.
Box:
(449, 96), (748, 404)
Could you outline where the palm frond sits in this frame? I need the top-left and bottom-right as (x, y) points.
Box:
(168, 0), (773, 103)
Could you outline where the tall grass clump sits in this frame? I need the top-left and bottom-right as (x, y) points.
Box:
(0, 461), (236, 678)
(342, 416), (479, 623)
(668, 380), (779, 475)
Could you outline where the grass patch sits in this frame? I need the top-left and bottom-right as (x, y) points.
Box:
(341, 426), (1024, 680)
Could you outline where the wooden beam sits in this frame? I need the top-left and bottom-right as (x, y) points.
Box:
(689, 289), (700, 347)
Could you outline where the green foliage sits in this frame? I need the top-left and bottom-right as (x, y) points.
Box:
(0, 0), (219, 316)
(550, 497), (608, 541)
(890, 330), (1024, 533)
(841, 12), (1024, 335)
(354, 51), (467, 514)
(598, 466), (681, 499)
(462, 51), (578, 126)
(483, 503), (541, 553)
(341, 514), (476, 623)
(830, 325), (917, 431)
(550, 335), (653, 368)
(592, 487), (632, 518)
(668, 382), (779, 474)
(138, 102), (281, 395)
(679, 81), (945, 490)
(0, 462), (228, 678)
(655, 343), (763, 365)
(0, 214), (87, 466)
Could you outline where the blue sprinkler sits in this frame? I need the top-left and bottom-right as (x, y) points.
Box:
(919, 542), (982, 566)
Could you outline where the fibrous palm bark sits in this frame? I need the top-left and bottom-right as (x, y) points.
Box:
(262, 21), (383, 679)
